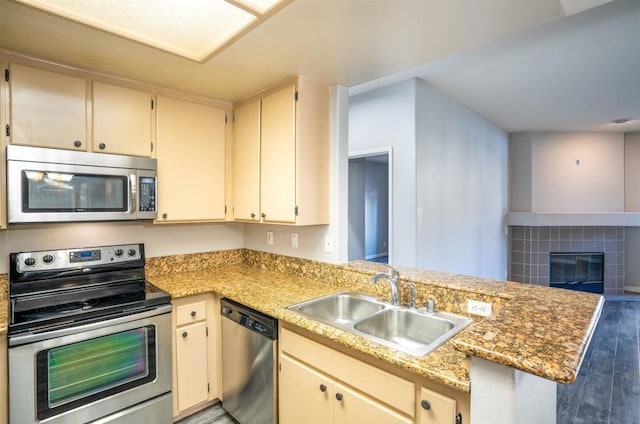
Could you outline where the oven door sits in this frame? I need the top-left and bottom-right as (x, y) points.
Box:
(9, 307), (172, 424)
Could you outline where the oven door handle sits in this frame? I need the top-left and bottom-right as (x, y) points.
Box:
(8, 304), (172, 347)
(129, 173), (138, 216)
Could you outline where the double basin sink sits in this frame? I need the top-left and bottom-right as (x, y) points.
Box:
(288, 291), (473, 356)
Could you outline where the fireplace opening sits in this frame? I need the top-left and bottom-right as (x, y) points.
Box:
(549, 252), (604, 293)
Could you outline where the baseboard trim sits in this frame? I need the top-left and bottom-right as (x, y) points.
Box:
(365, 252), (388, 260)
(624, 286), (640, 294)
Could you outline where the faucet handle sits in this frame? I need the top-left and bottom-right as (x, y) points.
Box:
(406, 282), (416, 308)
(426, 298), (435, 313)
(384, 264), (399, 279)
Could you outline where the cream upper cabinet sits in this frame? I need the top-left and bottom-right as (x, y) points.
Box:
(8, 63), (87, 150)
(232, 99), (261, 221)
(92, 81), (152, 156)
(261, 84), (297, 223)
(156, 95), (227, 223)
(232, 77), (329, 225)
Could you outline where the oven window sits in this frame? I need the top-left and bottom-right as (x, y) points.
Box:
(36, 326), (157, 420)
(22, 170), (128, 212)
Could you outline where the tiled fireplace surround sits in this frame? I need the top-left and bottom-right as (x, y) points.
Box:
(509, 226), (625, 294)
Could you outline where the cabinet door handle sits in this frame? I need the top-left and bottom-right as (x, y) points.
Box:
(99, 143), (106, 150)
(162, 213), (168, 219)
(74, 140), (82, 148)
(251, 213), (256, 218)
(421, 399), (431, 410)
(191, 311), (196, 317)
(335, 393), (343, 401)
(261, 213), (266, 219)
(182, 331), (188, 338)
(319, 384), (327, 393)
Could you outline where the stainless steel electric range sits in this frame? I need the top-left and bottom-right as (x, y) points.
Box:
(7, 243), (172, 424)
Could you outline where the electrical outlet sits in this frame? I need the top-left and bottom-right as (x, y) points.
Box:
(467, 299), (492, 317)
(291, 233), (298, 248)
(266, 231), (274, 245)
(324, 235), (334, 253)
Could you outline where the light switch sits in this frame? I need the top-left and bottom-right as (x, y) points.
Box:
(291, 233), (298, 248)
(267, 231), (274, 245)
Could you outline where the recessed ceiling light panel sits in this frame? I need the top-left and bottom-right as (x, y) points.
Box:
(16, 0), (288, 61)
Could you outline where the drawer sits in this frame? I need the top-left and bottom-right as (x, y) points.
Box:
(176, 301), (207, 325)
(281, 328), (415, 417)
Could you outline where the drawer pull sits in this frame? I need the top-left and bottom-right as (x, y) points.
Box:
(335, 393), (343, 401)
(182, 331), (188, 338)
(421, 399), (431, 410)
(99, 143), (106, 150)
(74, 140), (82, 148)
(319, 384), (327, 393)
(191, 311), (196, 317)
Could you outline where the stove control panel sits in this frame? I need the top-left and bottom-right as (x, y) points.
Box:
(14, 244), (143, 273)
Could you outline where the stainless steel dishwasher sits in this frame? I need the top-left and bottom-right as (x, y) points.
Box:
(221, 298), (278, 424)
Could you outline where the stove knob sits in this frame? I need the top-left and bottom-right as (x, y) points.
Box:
(127, 249), (137, 257)
(42, 255), (54, 264)
(24, 257), (36, 267)
(114, 249), (124, 257)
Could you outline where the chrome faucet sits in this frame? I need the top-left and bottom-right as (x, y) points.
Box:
(370, 265), (401, 306)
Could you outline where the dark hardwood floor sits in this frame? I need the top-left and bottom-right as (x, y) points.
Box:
(557, 299), (640, 424)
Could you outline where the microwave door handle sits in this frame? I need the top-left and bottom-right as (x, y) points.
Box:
(129, 173), (138, 216)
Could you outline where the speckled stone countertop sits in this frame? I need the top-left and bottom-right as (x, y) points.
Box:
(147, 250), (603, 393)
(0, 274), (8, 335)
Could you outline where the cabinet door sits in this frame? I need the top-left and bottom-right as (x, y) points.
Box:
(232, 99), (261, 221)
(175, 322), (209, 412)
(279, 354), (334, 424)
(93, 81), (152, 156)
(334, 383), (412, 424)
(418, 387), (457, 424)
(260, 84), (297, 223)
(9, 63), (87, 150)
(156, 96), (226, 222)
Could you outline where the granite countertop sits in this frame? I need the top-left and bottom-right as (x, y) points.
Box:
(148, 259), (603, 393)
(148, 264), (473, 392)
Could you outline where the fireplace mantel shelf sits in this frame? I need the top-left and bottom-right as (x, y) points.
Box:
(508, 212), (640, 227)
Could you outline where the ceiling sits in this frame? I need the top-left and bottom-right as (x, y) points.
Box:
(1, 0), (637, 132)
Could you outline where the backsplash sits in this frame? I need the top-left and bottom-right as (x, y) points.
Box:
(509, 226), (624, 294)
(145, 248), (244, 276)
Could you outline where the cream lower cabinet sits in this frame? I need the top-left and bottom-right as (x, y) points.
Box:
(156, 95), (227, 222)
(172, 295), (220, 418)
(418, 387), (458, 424)
(279, 328), (414, 424)
(1, 334), (7, 424)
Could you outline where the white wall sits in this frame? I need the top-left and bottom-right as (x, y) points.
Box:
(415, 80), (509, 280)
(349, 78), (509, 279)
(349, 80), (417, 267)
(511, 132), (624, 212)
(0, 221), (244, 273)
(625, 132), (640, 211)
(509, 133), (533, 212)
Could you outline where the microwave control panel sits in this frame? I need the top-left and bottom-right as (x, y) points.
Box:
(139, 177), (156, 213)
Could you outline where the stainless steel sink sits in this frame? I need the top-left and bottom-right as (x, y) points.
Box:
(288, 291), (389, 325)
(352, 308), (472, 356)
(287, 291), (473, 356)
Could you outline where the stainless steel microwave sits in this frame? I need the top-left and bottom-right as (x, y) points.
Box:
(7, 145), (157, 223)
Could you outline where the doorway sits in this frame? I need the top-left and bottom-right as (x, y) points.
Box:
(348, 149), (392, 263)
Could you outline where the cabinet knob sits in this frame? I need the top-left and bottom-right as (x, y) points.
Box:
(251, 213), (256, 218)
(162, 213), (168, 219)
(335, 393), (343, 401)
(74, 140), (82, 148)
(319, 384), (327, 393)
(99, 143), (106, 150)
(261, 213), (266, 219)
(182, 331), (188, 338)
(191, 311), (196, 317)
(421, 400), (431, 410)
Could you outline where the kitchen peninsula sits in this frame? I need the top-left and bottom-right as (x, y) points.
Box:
(143, 248), (602, 424)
